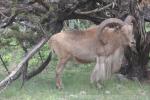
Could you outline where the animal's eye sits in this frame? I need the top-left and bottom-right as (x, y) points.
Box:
(131, 41), (135, 44)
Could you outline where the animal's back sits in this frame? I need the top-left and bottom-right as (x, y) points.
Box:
(48, 27), (98, 61)
(64, 26), (97, 40)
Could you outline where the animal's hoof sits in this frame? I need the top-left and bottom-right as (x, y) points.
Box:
(90, 82), (103, 89)
(56, 86), (62, 90)
(96, 83), (103, 89)
(56, 84), (63, 90)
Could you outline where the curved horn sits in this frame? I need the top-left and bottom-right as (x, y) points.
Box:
(97, 18), (125, 37)
(124, 15), (135, 24)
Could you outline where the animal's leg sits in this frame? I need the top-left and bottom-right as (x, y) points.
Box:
(95, 82), (103, 89)
(91, 79), (104, 89)
(55, 56), (70, 89)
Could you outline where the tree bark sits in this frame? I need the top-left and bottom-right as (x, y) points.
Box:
(120, 0), (150, 80)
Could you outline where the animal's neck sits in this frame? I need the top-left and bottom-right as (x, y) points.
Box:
(118, 31), (129, 47)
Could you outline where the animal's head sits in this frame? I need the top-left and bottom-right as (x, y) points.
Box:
(121, 23), (136, 48)
(97, 16), (136, 50)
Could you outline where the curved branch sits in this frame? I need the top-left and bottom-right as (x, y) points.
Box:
(28, 0), (49, 10)
(0, 37), (49, 91)
(0, 13), (17, 28)
(26, 52), (52, 80)
(75, 2), (115, 15)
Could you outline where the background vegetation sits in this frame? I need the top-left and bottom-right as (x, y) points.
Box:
(0, 20), (150, 100)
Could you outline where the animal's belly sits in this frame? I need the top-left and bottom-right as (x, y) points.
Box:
(67, 40), (96, 62)
(72, 47), (96, 62)
(75, 57), (94, 63)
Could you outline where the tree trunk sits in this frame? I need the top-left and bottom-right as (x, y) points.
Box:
(121, 32), (150, 80)
(120, 0), (150, 79)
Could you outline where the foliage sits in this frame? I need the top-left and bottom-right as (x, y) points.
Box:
(146, 22), (150, 32)
(1, 26), (150, 99)
(64, 19), (93, 30)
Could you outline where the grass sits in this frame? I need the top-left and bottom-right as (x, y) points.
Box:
(1, 61), (150, 100)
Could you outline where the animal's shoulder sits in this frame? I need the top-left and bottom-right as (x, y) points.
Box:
(65, 25), (97, 34)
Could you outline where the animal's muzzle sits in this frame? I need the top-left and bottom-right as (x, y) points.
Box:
(130, 43), (137, 53)
(129, 39), (136, 47)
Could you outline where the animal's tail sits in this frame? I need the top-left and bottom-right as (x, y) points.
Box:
(47, 36), (55, 54)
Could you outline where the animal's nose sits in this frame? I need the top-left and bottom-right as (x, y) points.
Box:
(130, 41), (137, 53)
(130, 46), (137, 53)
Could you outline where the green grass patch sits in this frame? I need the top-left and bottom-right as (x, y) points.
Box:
(1, 63), (150, 100)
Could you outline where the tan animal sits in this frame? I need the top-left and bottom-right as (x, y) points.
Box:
(91, 16), (135, 87)
(90, 15), (135, 85)
(48, 15), (135, 89)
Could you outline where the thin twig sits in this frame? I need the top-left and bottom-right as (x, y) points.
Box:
(0, 11), (8, 18)
(38, 51), (44, 63)
(0, 54), (10, 74)
(75, 2), (115, 15)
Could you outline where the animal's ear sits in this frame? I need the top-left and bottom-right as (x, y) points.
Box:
(103, 27), (116, 33)
(102, 27), (110, 32)
(128, 23), (133, 29)
(113, 26), (121, 33)
(121, 24), (133, 34)
(114, 26), (120, 30)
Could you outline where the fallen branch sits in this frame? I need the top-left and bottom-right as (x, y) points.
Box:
(26, 52), (52, 80)
(0, 37), (49, 91)
(0, 13), (17, 28)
